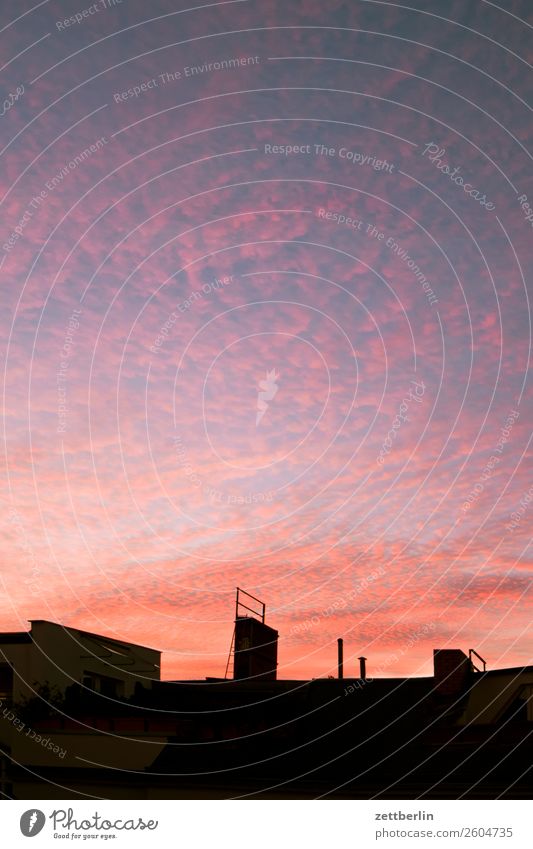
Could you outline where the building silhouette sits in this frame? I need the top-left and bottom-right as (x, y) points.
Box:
(0, 619), (160, 704)
(0, 597), (531, 800)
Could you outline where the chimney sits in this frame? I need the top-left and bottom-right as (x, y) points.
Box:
(358, 656), (367, 681)
(433, 649), (471, 696)
(337, 638), (344, 680)
(234, 617), (278, 681)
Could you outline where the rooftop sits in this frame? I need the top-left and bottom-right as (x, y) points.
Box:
(0, 620), (160, 654)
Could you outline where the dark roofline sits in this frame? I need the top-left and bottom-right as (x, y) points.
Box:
(481, 665), (533, 676)
(28, 620), (161, 655)
(0, 631), (32, 644)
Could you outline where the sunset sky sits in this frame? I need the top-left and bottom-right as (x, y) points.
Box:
(1, 0), (531, 681)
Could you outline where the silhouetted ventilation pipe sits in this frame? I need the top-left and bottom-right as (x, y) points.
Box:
(358, 656), (367, 681)
(337, 638), (344, 680)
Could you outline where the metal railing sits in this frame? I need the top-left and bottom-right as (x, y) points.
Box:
(225, 588), (268, 679)
(469, 648), (487, 672)
(235, 587), (266, 623)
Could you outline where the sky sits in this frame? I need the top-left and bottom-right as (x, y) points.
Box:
(0, 0), (531, 681)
